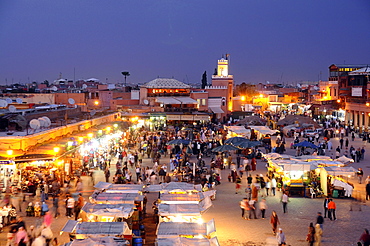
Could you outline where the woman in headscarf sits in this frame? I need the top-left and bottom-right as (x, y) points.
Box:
(15, 226), (28, 246)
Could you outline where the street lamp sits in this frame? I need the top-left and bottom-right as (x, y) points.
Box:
(94, 100), (99, 106)
(53, 146), (60, 156)
(6, 149), (13, 157)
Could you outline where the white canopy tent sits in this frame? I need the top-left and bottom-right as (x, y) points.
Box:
(225, 126), (251, 138)
(61, 221), (132, 239)
(156, 219), (216, 238)
(320, 166), (357, 196)
(156, 237), (220, 246)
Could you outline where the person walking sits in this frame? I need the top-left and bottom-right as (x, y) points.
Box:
(328, 199), (336, 220)
(66, 195), (75, 218)
(316, 212), (324, 230)
(239, 198), (249, 220)
(366, 182), (370, 201)
(104, 168), (110, 183)
(323, 197), (330, 218)
(314, 224), (323, 246)
(248, 199), (257, 219)
(52, 195), (60, 218)
(235, 176), (242, 194)
(270, 210), (280, 235)
(271, 177), (277, 196)
(259, 199), (267, 219)
(359, 229), (370, 246)
(74, 193), (84, 221)
(357, 168), (364, 184)
(281, 191), (289, 213)
(306, 222), (315, 246)
(276, 228), (286, 246)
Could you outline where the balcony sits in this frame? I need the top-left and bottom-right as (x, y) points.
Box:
(164, 108), (198, 113)
(346, 97), (367, 104)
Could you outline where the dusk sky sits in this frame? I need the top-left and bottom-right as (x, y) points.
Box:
(1, 1), (369, 86)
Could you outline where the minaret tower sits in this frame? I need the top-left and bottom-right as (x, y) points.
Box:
(212, 55), (234, 112)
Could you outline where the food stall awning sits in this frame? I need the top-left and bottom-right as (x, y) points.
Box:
(162, 182), (202, 192)
(160, 193), (204, 204)
(61, 222), (131, 236)
(144, 182), (202, 193)
(173, 97), (198, 104)
(209, 107), (224, 114)
(90, 192), (143, 204)
(225, 126), (251, 137)
(82, 203), (135, 213)
(293, 155), (332, 162)
(61, 237), (130, 246)
(248, 125), (278, 135)
(156, 219), (216, 238)
(156, 237), (220, 246)
(158, 204), (202, 217)
(335, 155), (354, 164)
(324, 166), (357, 176)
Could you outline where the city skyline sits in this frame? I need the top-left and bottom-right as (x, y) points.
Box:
(0, 1), (369, 86)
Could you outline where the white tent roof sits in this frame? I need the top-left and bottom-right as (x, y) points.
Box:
(156, 237), (220, 246)
(90, 192), (143, 204)
(94, 182), (144, 191)
(324, 166), (357, 176)
(335, 155), (354, 164)
(226, 126), (251, 136)
(249, 125), (278, 135)
(61, 237), (129, 246)
(156, 219), (216, 238)
(61, 221), (131, 236)
(160, 193), (204, 204)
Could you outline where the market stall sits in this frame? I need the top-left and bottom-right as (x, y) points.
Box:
(61, 236), (130, 246)
(159, 193), (204, 204)
(158, 198), (212, 223)
(156, 219), (216, 239)
(61, 221), (132, 240)
(79, 203), (135, 222)
(94, 182), (145, 193)
(319, 166), (356, 197)
(90, 192), (143, 206)
(156, 237), (220, 246)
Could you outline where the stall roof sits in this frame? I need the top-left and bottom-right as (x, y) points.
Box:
(225, 126), (251, 137)
(324, 166), (357, 176)
(248, 125), (278, 135)
(61, 237), (129, 246)
(90, 192), (143, 204)
(156, 219), (215, 238)
(160, 193), (204, 204)
(61, 221), (131, 236)
(156, 237), (220, 246)
(144, 182), (202, 192)
(82, 203), (135, 213)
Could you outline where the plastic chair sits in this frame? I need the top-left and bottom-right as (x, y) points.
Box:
(310, 187), (316, 199)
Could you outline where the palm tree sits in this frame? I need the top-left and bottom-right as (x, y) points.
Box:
(121, 71), (130, 87)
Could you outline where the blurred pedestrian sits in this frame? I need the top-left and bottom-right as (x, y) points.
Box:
(235, 176), (242, 194)
(328, 199), (336, 220)
(270, 210), (280, 235)
(359, 229), (370, 246)
(276, 228), (286, 246)
(314, 224), (323, 246)
(74, 193), (84, 220)
(316, 212), (324, 230)
(239, 198), (249, 220)
(357, 168), (364, 184)
(306, 222), (315, 246)
(259, 199), (267, 219)
(52, 195), (60, 218)
(323, 197), (330, 218)
(281, 191), (289, 213)
(366, 183), (370, 201)
(248, 199), (257, 219)
(15, 226), (28, 246)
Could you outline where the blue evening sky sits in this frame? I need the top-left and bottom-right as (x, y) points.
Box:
(0, 0), (369, 86)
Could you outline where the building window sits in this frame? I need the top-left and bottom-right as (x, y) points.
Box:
(202, 99), (206, 105)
